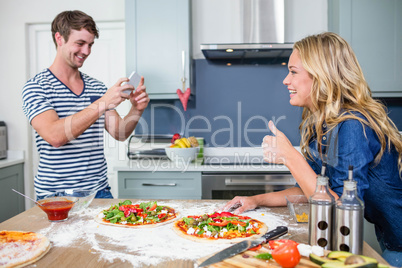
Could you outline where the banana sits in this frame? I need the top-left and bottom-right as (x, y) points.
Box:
(176, 139), (187, 148)
(181, 137), (191, 148)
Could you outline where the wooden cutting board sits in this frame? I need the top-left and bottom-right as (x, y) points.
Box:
(197, 246), (321, 268)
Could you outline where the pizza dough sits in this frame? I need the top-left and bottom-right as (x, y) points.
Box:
(172, 213), (268, 244)
(0, 230), (51, 268)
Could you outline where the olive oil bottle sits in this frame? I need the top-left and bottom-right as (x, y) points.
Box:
(333, 166), (364, 254)
(308, 163), (335, 250)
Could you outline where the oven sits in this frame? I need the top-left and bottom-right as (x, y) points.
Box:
(201, 172), (296, 199)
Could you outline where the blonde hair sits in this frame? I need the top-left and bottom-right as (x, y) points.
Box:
(294, 32), (402, 176)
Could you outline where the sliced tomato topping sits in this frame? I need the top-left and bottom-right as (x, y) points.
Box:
(148, 203), (157, 211)
(187, 215), (201, 219)
(158, 213), (167, 219)
(209, 212), (220, 218)
(231, 220), (247, 226)
(209, 220), (229, 227)
(219, 212), (234, 217)
(237, 215), (251, 220)
(249, 244), (262, 251)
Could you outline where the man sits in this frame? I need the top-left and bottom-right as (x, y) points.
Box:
(22, 10), (149, 199)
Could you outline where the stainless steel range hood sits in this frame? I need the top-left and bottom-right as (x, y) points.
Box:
(199, 0), (293, 64)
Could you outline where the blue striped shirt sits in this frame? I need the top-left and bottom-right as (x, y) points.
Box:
(22, 69), (109, 198)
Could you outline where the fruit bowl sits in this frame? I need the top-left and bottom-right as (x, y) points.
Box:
(165, 147), (199, 163)
(45, 189), (97, 213)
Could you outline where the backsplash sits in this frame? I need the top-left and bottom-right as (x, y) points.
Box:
(137, 59), (303, 147)
(137, 59), (402, 147)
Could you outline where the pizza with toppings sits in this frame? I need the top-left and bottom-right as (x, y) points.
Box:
(0, 230), (51, 267)
(94, 200), (179, 228)
(172, 211), (268, 243)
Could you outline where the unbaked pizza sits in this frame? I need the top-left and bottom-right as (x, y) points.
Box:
(172, 211), (268, 243)
(0, 230), (51, 267)
(95, 200), (179, 228)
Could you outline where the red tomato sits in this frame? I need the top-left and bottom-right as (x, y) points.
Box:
(230, 220), (246, 227)
(209, 220), (229, 227)
(249, 244), (262, 251)
(271, 240), (301, 268)
(268, 239), (298, 250)
(158, 213), (167, 219)
(148, 203), (157, 211)
(219, 212), (234, 217)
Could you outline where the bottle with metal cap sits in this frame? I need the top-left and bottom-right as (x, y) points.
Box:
(333, 165), (364, 254)
(308, 163), (335, 250)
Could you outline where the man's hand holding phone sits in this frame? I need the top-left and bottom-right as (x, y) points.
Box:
(123, 71), (141, 95)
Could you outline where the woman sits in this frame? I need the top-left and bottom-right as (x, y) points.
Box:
(221, 32), (402, 265)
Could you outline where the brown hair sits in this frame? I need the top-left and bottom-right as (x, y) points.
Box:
(294, 32), (402, 176)
(51, 10), (99, 48)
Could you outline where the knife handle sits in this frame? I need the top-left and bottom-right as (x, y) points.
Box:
(262, 226), (288, 242)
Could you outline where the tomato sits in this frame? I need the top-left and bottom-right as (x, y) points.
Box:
(248, 244), (262, 251)
(268, 239), (298, 250)
(219, 212), (234, 217)
(237, 215), (251, 220)
(271, 240), (301, 268)
(231, 220), (246, 227)
(209, 212), (220, 218)
(148, 203), (157, 211)
(158, 213), (167, 219)
(209, 220), (229, 227)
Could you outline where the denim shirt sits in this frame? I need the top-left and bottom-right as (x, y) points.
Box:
(306, 116), (402, 251)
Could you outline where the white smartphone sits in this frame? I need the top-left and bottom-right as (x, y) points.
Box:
(123, 71), (141, 95)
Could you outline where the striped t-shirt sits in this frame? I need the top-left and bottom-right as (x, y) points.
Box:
(22, 69), (109, 198)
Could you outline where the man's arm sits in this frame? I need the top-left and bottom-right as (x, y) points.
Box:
(31, 77), (135, 147)
(104, 77), (150, 141)
(31, 101), (108, 147)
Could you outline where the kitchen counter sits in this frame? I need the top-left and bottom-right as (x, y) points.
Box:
(0, 199), (389, 268)
(115, 147), (293, 173)
(0, 150), (24, 168)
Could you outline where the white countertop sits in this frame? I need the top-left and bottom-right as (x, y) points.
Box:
(114, 147), (296, 173)
(0, 151), (24, 169)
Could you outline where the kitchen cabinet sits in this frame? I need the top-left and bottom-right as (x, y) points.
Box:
(328, 0), (402, 97)
(0, 163), (25, 222)
(125, 0), (192, 99)
(118, 171), (202, 199)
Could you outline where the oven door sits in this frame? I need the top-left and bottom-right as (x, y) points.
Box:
(201, 172), (296, 199)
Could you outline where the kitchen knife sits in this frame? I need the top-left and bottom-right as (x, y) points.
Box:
(197, 225), (288, 267)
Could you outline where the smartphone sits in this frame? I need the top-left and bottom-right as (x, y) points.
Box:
(123, 71), (141, 95)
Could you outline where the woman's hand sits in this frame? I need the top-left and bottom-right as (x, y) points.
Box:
(220, 196), (259, 214)
(262, 120), (294, 166)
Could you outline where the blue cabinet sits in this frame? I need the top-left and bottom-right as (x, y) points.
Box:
(328, 0), (402, 97)
(125, 0), (191, 99)
(0, 164), (25, 222)
(118, 171), (202, 199)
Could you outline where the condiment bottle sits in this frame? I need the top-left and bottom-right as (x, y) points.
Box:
(333, 166), (364, 254)
(308, 163), (335, 250)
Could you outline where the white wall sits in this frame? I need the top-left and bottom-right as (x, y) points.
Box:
(0, 0), (125, 207)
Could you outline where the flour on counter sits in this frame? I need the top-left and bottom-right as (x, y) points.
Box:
(38, 200), (288, 267)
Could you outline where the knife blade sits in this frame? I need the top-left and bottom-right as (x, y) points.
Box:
(197, 225), (288, 267)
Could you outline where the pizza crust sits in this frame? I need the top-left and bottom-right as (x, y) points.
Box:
(172, 219), (268, 244)
(0, 230), (51, 268)
(94, 211), (180, 228)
